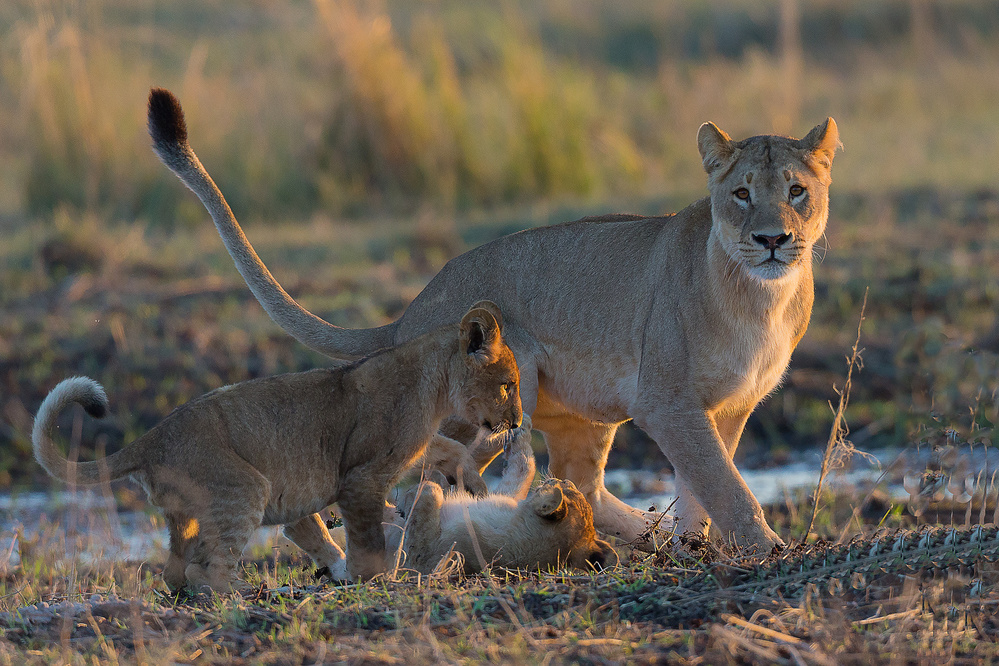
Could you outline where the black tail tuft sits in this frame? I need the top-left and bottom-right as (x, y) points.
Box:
(81, 397), (107, 419)
(147, 88), (188, 147)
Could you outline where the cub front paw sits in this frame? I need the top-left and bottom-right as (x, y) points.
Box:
(504, 417), (533, 456)
(314, 558), (351, 583)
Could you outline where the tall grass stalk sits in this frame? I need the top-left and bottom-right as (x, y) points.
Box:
(804, 289), (867, 541)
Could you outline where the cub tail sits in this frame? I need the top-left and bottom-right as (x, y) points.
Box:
(32, 378), (137, 485)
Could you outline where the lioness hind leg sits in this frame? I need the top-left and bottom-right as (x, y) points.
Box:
(282, 513), (347, 578)
(540, 413), (672, 548)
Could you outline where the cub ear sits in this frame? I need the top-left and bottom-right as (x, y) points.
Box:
(459, 305), (502, 365)
(799, 117), (841, 171)
(532, 482), (568, 521)
(697, 122), (735, 175)
(468, 300), (503, 332)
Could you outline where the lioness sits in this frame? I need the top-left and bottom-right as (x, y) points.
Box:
(148, 87), (840, 550)
(32, 303), (522, 590)
(334, 416), (617, 574)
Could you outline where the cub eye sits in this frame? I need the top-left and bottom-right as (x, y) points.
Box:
(789, 184), (805, 197)
(734, 188), (750, 201)
(499, 383), (509, 397)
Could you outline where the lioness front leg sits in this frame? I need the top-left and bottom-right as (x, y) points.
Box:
(636, 406), (781, 551)
(672, 410), (752, 537)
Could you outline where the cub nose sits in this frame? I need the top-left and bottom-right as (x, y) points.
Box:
(751, 232), (792, 250)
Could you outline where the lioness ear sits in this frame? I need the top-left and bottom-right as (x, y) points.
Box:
(468, 300), (503, 332)
(459, 306), (502, 365)
(532, 482), (567, 521)
(800, 117), (841, 171)
(697, 122), (735, 175)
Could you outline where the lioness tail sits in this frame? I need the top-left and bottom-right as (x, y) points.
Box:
(32, 377), (137, 485)
(146, 87), (395, 358)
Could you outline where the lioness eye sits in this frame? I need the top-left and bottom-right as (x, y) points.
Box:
(789, 184), (805, 197)
(499, 383), (509, 396)
(734, 188), (750, 201)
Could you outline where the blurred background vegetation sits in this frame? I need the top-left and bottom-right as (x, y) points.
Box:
(2, 0), (999, 489)
(7, 0), (999, 222)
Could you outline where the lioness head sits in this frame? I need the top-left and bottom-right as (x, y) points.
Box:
(529, 478), (618, 570)
(698, 119), (841, 281)
(456, 301), (523, 435)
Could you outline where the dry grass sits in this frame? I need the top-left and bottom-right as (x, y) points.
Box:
(1, 486), (997, 664)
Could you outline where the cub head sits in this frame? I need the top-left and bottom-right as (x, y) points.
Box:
(455, 301), (522, 436)
(528, 479), (618, 571)
(698, 118), (841, 281)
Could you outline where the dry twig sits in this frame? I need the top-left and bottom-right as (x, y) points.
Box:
(805, 288), (868, 539)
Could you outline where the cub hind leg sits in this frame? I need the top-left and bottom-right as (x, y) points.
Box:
(163, 514), (199, 590)
(165, 455), (271, 593)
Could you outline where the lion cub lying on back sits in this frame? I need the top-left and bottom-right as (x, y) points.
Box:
(332, 416), (617, 574)
(32, 302), (521, 591)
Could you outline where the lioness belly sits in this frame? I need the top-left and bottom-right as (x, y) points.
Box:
(535, 353), (636, 424)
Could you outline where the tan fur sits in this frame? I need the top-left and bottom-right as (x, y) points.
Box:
(32, 304), (522, 591)
(333, 417), (617, 574)
(148, 88), (840, 551)
(416, 427), (508, 498)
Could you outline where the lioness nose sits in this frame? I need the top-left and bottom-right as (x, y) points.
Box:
(751, 232), (792, 250)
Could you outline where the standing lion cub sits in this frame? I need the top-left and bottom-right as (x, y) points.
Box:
(32, 302), (521, 591)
